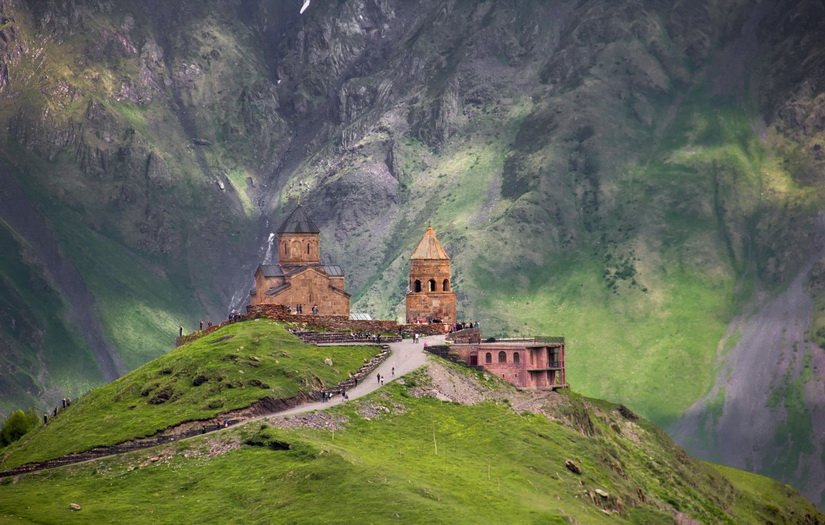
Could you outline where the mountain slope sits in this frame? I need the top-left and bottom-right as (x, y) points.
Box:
(0, 358), (821, 523)
(1, 0), (825, 508)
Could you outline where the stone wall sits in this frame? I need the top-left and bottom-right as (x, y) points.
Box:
(446, 327), (480, 344)
(175, 305), (444, 348)
(406, 291), (457, 324)
(246, 304), (443, 336)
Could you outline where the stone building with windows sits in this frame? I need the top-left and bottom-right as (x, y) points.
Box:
(405, 226), (456, 326)
(440, 333), (567, 390)
(249, 205), (350, 316)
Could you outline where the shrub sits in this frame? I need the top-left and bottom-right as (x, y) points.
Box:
(1, 409), (39, 447)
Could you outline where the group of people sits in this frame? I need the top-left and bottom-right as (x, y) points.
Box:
(287, 305), (321, 315)
(178, 309), (247, 337)
(320, 391), (344, 402)
(43, 397), (72, 424)
(450, 320), (479, 332)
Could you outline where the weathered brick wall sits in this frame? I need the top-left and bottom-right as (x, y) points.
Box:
(406, 291), (457, 324)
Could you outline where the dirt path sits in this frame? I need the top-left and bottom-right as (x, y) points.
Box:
(0, 335), (440, 478)
(277, 335), (439, 416)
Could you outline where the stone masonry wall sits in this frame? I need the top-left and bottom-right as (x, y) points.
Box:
(175, 304), (443, 348)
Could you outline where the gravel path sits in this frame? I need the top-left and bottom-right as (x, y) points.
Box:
(276, 334), (441, 416)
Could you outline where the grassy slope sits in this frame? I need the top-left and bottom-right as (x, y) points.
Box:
(0, 321), (379, 470)
(0, 363), (820, 524)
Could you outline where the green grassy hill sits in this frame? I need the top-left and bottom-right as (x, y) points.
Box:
(2, 0), (825, 508)
(0, 321), (379, 470)
(0, 358), (820, 524)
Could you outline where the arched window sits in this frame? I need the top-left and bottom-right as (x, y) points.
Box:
(428, 279), (436, 292)
(513, 352), (520, 364)
(498, 351), (506, 363)
(291, 240), (301, 257)
(306, 243), (311, 254)
(485, 352), (492, 364)
(443, 279), (450, 291)
(283, 242), (289, 257)
(414, 280), (422, 292)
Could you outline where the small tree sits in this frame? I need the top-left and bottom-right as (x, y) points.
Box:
(0, 409), (39, 447)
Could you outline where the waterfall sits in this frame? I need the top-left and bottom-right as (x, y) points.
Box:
(227, 232), (276, 313)
(263, 232), (276, 264)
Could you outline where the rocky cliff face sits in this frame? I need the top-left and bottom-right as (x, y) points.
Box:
(1, 0), (824, 508)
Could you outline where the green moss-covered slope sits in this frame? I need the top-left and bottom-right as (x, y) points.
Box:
(0, 320), (379, 470)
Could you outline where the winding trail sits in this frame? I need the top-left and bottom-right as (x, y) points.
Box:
(0, 335), (442, 478)
(277, 335), (440, 416)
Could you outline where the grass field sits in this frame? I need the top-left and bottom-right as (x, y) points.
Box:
(0, 362), (819, 524)
(0, 321), (379, 470)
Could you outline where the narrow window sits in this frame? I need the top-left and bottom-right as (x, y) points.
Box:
(514, 352), (520, 364)
(414, 280), (422, 292)
(307, 243), (310, 254)
(498, 351), (506, 363)
(443, 279), (450, 291)
(283, 242), (289, 257)
(485, 352), (492, 364)
(428, 279), (436, 292)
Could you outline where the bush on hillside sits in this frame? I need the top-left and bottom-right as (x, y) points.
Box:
(1, 409), (39, 447)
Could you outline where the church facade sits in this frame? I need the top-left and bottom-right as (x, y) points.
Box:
(249, 205), (350, 316)
(405, 226), (456, 325)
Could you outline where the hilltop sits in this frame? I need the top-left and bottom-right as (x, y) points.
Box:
(0, 342), (821, 523)
(2, 0), (825, 506)
(0, 320), (380, 471)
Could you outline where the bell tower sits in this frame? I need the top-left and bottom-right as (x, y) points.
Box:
(405, 226), (456, 325)
(277, 205), (320, 265)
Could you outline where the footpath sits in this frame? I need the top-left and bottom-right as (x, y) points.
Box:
(0, 335), (442, 478)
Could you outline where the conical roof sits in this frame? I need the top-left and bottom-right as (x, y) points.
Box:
(277, 204), (319, 234)
(410, 226), (450, 260)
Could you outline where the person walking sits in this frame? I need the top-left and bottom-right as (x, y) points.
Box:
(391, 367), (395, 376)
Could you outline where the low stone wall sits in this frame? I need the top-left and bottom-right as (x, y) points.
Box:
(446, 327), (481, 344)
(246, 304), (399, 333)
(175, 305), (444, 348)
(246, 304), (444, 336)
(292, 331), (402, 345)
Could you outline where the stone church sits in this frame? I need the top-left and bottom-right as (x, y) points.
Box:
(249, 205), (350, 316)
(406, 226), (456, 325)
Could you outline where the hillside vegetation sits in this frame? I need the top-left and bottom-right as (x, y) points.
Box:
(0, 320), (379, 470)
(0, 359), (821, 524)
(2, 0), (825, 507)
